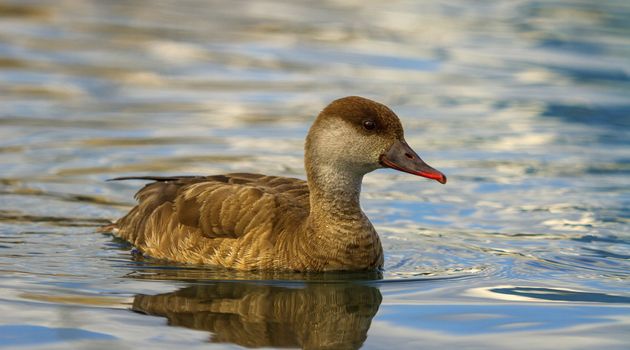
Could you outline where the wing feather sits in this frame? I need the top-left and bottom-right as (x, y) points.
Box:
(114, 174), (309, 254)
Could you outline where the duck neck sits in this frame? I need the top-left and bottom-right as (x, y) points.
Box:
(306, 161), (366, 224)
(299, 157), (383, 271)
(297, 126), (383, 270)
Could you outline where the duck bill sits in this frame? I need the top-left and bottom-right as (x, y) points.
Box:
(379, 140), (447, 184)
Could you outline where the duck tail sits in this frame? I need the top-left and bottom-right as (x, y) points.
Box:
(107, 175), (201, 182)
(97, 222), (119, 234)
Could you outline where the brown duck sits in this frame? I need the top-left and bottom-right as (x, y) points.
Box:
(106, 96), (446, 271)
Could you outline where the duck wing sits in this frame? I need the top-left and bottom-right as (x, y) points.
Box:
(110, 173), (310, 252)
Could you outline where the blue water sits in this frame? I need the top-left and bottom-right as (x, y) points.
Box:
(0, 0), (629, 349)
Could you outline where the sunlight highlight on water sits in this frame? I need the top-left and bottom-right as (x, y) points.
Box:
(0, 0), (629, 349)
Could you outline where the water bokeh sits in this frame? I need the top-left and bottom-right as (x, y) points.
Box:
(0, 1), (628, 349)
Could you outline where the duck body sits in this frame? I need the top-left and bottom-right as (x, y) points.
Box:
(113, 173), (382, 271)
(108, 96), (446, 271)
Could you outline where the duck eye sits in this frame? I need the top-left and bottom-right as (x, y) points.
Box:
(363, 120), (376, 130)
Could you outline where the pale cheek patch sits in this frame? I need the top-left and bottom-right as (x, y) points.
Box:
(315, 120), (388, 168)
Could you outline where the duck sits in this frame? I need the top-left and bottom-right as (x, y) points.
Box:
(105, 96), (446, 271)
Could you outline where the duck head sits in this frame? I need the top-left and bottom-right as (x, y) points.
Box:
(305, 96), (446, 184)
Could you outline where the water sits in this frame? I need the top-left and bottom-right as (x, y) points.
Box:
(0, 0), (629, 348)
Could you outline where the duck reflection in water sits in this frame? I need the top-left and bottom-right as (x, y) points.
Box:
(132, 282), (382, 349)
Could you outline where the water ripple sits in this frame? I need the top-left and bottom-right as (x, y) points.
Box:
(0, 0), (628, 348)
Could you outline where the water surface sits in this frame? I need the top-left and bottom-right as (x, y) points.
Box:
(0, 0), (629, 349)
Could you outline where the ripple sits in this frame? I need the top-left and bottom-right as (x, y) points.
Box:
(467, 286), (630, 304)
(543, 103), (630, 128)
(0, 210), (111, 227)
(0, 325), (115, 347)
(0, 3), (49, 19)
(0, 187), (129, 208)
(0, 0), (629, 347)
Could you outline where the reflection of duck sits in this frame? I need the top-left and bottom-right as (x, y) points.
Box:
(132, 282), (382, 349)
(105, 96), (446, 271)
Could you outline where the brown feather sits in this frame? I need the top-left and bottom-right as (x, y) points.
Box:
(113, 174), (319, 269)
